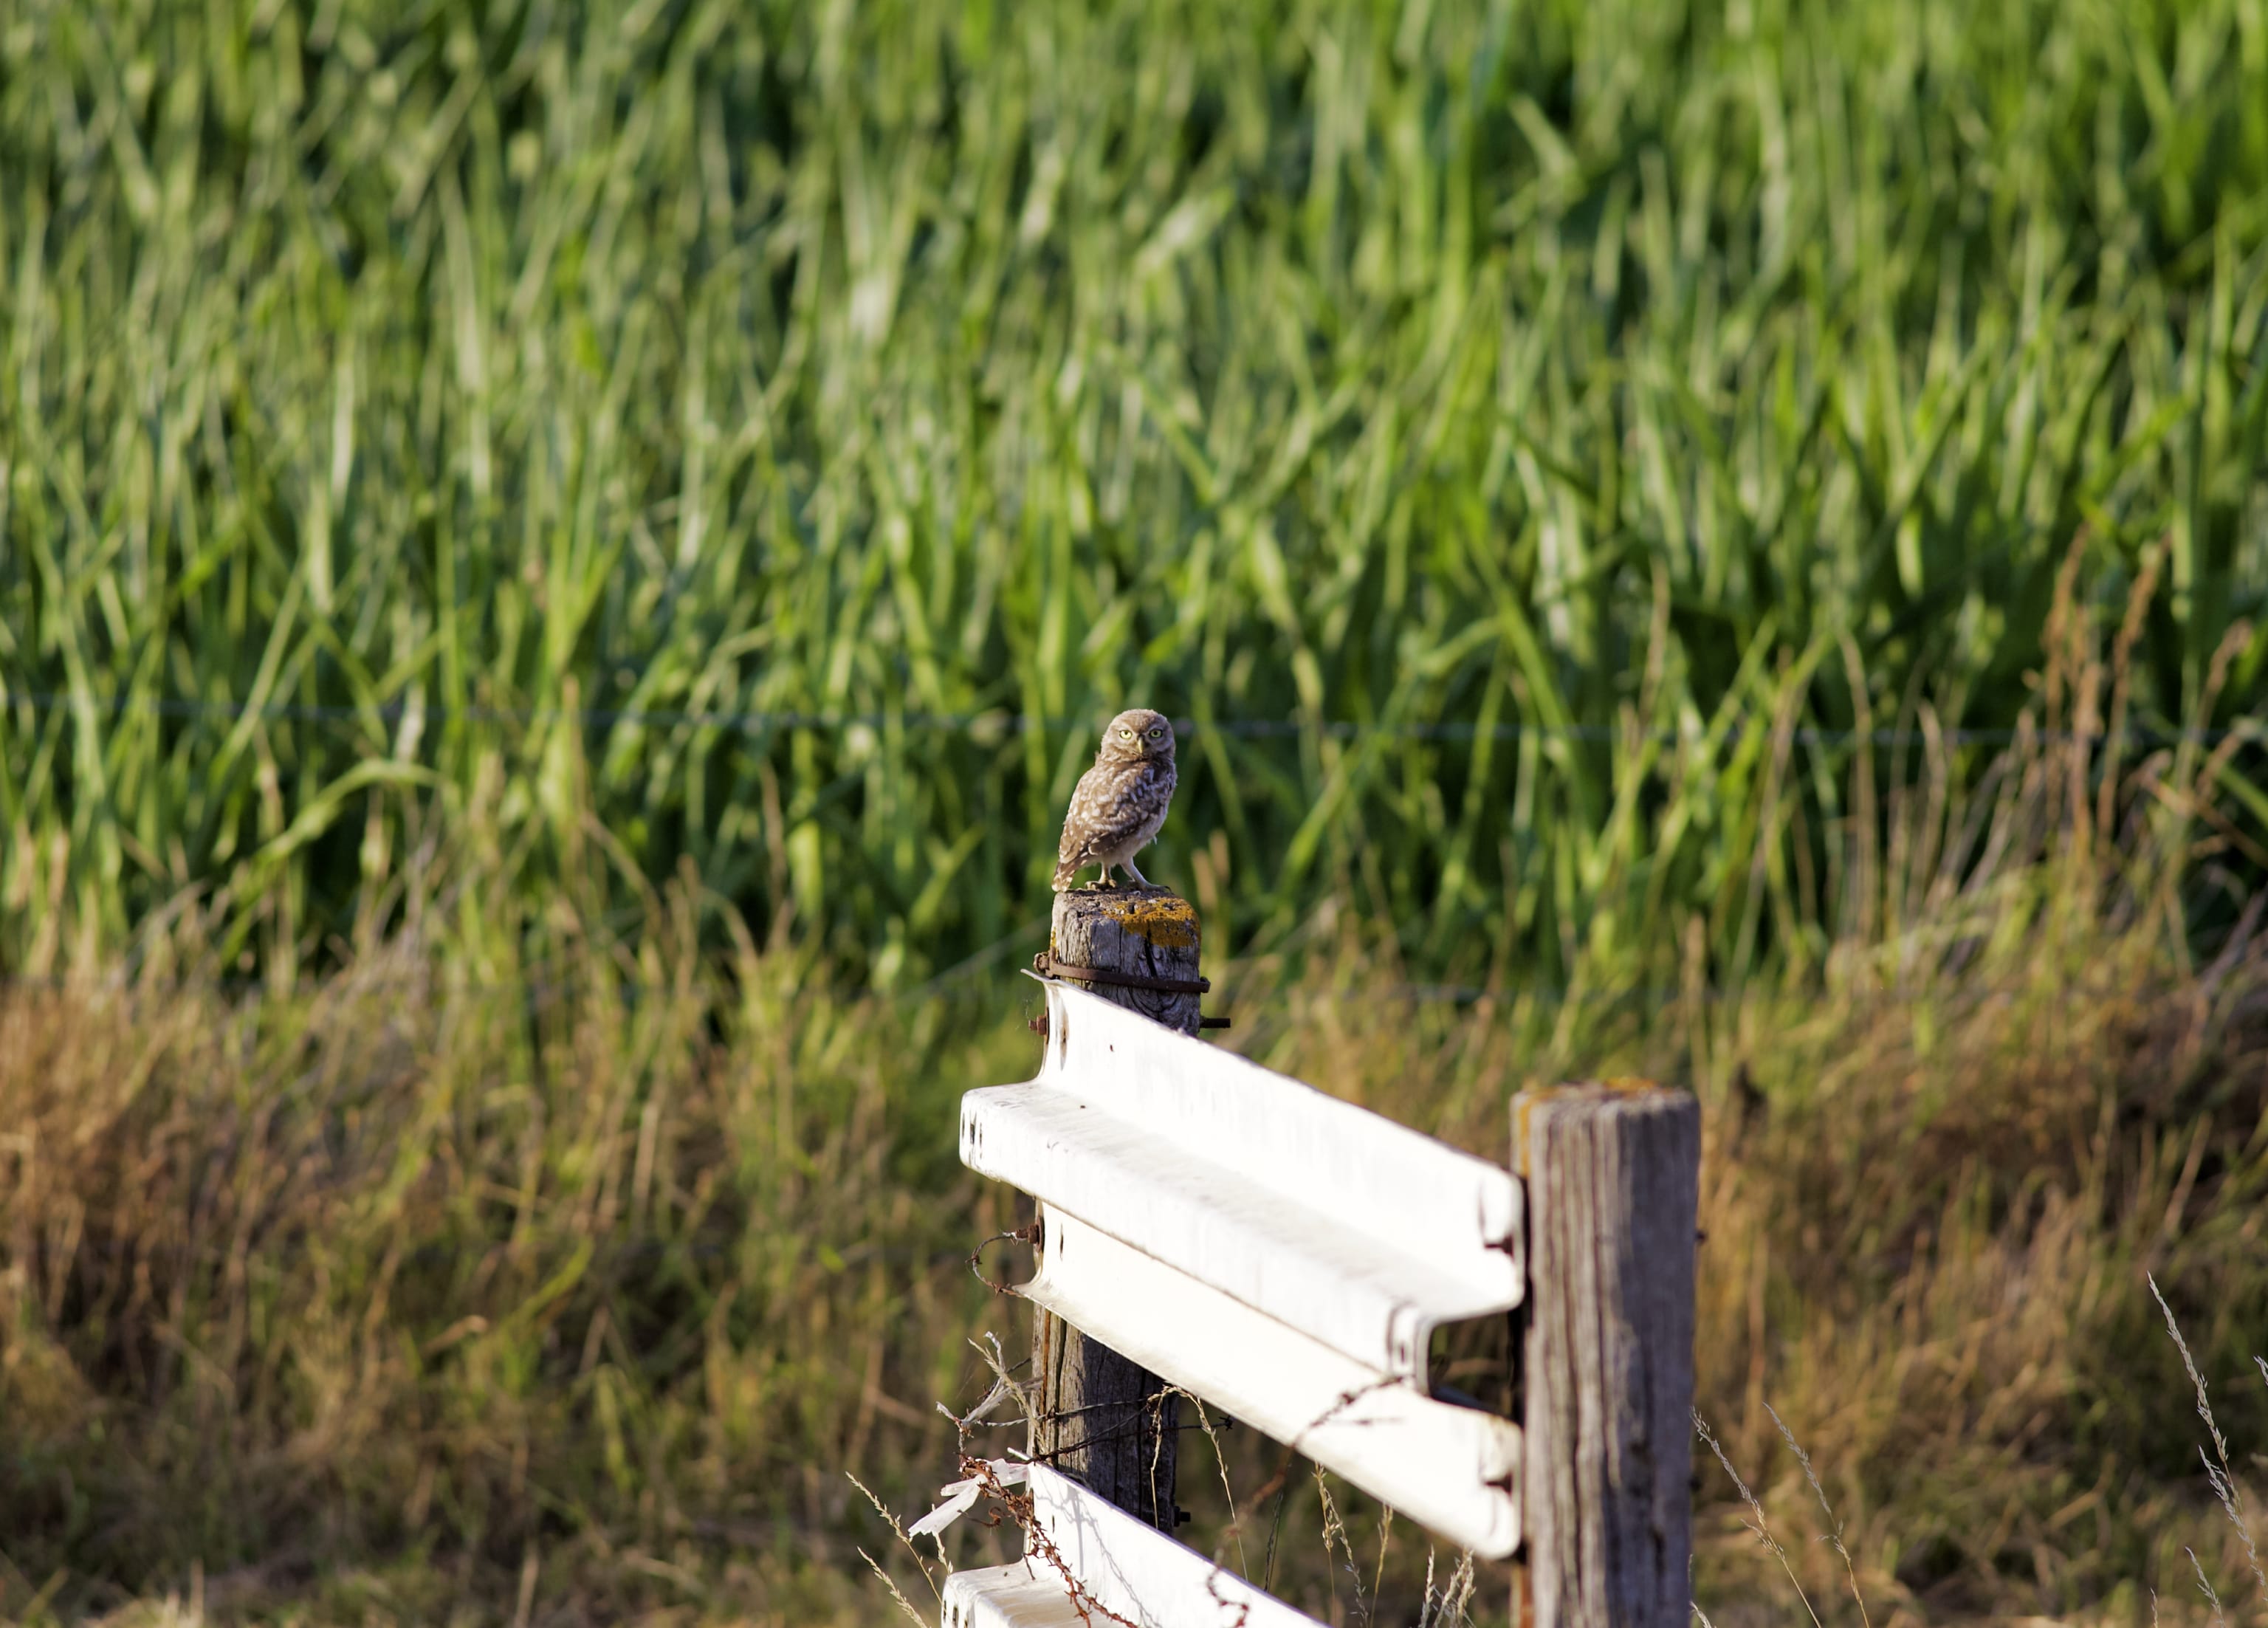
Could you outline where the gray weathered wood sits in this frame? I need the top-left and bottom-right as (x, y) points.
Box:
(1513, 1082), (1700, 1628)
(1043, 887), (1203, 1034)
(1029, 1305), (1181, 1531)
(1027, 886), (1200, 1531)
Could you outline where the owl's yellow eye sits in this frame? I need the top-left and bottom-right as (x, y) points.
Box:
(1147, 726), (1164, 738)
(1119, 727), (1134, 738)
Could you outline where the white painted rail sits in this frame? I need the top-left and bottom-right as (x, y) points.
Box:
(943, 1466), (1327, 1628)
(962, 977), (1524, 1378)
(957, 976), (1525, 1565)
(1023, 1209), (1520, 1556)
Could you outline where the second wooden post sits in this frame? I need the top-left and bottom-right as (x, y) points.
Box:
(1513, 1080), (1701, 1628)
(1027, 887), (1206, 1530)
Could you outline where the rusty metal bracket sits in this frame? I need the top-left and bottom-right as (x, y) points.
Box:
(1033, 951), (1211, 996)
(968, 1220), (1042, 1294)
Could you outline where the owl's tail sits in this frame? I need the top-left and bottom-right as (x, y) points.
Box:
(1050, 856), (1079, 891)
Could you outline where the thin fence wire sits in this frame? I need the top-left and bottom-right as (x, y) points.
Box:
(5, 689), (2258, 748)
(0, 1229), (977, 1271)
(0, 948), (1719, 1012)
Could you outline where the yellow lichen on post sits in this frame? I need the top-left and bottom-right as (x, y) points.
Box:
(1102, 891), (1199, 949)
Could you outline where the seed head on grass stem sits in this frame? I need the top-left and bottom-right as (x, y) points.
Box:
(1414, 1547), (1476, 1628)
(856, 1548), (933, 1628)
(1765, 1402), (1872, 1628)
(2151, 1275), (2267, 1609)
(849, 1471), (945, 1605)
(2189, 1548), (2227, 1628)
(1314, 1466), (1367, 1627)
(1694, 1410), (1824, 1628)
(1161, 1386), (1246, 1577)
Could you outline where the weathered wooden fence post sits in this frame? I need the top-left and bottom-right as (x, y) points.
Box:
(1026, 887), (1207, 1530)
(1513, 1082), (1701, 1628)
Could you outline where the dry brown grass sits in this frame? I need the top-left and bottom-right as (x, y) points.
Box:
(4, 879), (2266, 1624)
(0, 907), (1028, 1625)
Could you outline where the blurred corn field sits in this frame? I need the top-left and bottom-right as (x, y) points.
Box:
(4, 0), (2264, 986)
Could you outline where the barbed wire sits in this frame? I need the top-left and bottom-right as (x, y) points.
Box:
(0, 960), (1709, 1010)
(4, 688), (2257, 748)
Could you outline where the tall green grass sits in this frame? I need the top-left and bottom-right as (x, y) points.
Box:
(4, 0), (2264, 988)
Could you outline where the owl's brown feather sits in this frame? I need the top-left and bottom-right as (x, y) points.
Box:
(1051, 708), (1178, 890)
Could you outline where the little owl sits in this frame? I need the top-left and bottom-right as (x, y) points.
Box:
(1051, 708), (1177, 891)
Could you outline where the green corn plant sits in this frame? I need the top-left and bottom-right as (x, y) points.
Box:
(1, 0), (2262, 992)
